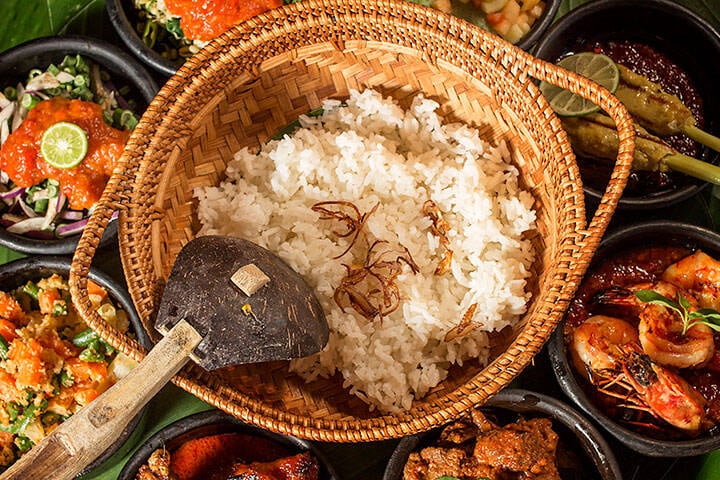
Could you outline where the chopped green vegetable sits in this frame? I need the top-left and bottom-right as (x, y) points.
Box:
(72, 328), (97, 347)
(27, 68), (42, 79)
(0, 335), (8, 360)
(15, 436), (34, 452)
(47, 64), (60, 76)
(6, 402), (19, 422)
(4, 86), (17, 100)
(51, 300), (68, 316)
(33, 198), (48, 214)
(165, 17), (184, 39)
(22, 281), (39, 300)
(59, 369), (74, 388)
(20, 93), (40, 110)
(79, 346), (105, 363)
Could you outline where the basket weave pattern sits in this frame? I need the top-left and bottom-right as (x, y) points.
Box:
(70, 0), (634, 441)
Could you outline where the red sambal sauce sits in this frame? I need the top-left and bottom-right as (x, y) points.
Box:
(169, 432), (290, 480)
(0, 97), (129, 210)
(164, 0), (283, 42)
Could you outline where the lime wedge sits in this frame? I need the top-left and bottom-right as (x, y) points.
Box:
(539, 52), (620, 117)
(40, 121), (88, 169)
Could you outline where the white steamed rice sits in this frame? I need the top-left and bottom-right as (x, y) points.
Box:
(194, 89), (537, 412)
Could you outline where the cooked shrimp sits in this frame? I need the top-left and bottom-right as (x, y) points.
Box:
(569, 315), (639, 376)
(662, 250), (720, 311)
(595, 282), (715, 369)
(618, 344), (707, 432)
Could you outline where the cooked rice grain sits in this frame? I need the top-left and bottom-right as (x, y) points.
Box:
(195, 89), (536, 412)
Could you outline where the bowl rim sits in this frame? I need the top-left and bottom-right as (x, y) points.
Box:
(106, 0), (178, 77)
(382, 388), (623, 480)
(116, 409), (341, 480)
(0, 35), (159, 255)
(0, 255), (152, 475)
(533, 0), (720, 210)
(548, 220), (720, 457)
(107, 0), (562, 76)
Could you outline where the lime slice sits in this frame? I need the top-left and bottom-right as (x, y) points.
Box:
(40, 121), (88, 169)
(539, 52), (620, 117)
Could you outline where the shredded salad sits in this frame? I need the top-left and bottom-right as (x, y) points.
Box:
(0, 55), (138, 239)
(0, 274), (136, 468)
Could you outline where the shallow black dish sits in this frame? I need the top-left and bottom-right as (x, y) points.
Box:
(0, 35), (158, 255)
(117, 409), (340, 480)
(0, 255), (152, 476)
(513, 0), (561, 51)
(533, 0), (720, 210)
(548, 221), (720, 457)
(383, 388), (622, 480)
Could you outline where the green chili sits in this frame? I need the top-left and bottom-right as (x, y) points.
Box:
(51, 300), (68, 317)
(15, 436), (34, 452)
(0, 335), (8, 360)
(22, 281), (39, 300)
(47, 64), (60, 76)
(33, 198), (48, 214)
(3, 86), (17, 101)
(59, 369), (74, 388)
(79, 346), (105, 363)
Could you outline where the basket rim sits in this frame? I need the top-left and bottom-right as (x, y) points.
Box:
(70, 0), (634, 442)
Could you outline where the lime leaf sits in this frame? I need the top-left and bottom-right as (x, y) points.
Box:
(40, 121), (88, 169)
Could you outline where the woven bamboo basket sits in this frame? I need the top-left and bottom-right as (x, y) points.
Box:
(69, 0), (635, 442)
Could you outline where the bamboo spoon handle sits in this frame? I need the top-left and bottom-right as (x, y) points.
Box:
(0, 320), (202, 480)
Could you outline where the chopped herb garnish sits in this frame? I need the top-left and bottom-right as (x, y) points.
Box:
(635, 289), (720, 335)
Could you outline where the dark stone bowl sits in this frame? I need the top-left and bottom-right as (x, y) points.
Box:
(0, 35), (158, 255)
(533, 0), (720, 210)
(548, 221), (720, 457)
(383, 388), (622, 480)
(0, 255), (152, 476)
(117, 409), (341, 480)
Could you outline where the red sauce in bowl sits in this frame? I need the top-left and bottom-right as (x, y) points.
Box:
(0, 97), (129, 210)
(164, 0), (283, 42)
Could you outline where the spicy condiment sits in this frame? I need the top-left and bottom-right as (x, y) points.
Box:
(163, 0), (283, 42)
(0, 97), (129, 210)
(569, 40), (705, 196)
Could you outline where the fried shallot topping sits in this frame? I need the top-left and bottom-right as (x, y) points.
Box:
(444, 302), (479, 342)
(423, 199), (453, 275)
(334, 240), (419, 321)
(311, 201), (378, 259)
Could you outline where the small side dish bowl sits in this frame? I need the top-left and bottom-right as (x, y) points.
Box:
(548, 221), (720, 457)
(383, 388), (622, 480)
(0, 255), (151, 476)
(533, 0), (720, 210)
(117, 409), (340, 480)
(0, 36), (158, 255)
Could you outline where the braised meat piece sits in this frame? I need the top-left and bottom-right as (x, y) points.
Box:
(136, 449), (177, 480)
(473, 418), (560, 479)
(403, 410), (561, 480)
(228, 452), (319, 480)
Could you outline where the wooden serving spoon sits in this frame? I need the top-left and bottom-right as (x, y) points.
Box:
(0, 235), (329, 480)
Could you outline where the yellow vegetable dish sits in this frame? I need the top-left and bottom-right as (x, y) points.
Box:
(0, 275), (135, 468)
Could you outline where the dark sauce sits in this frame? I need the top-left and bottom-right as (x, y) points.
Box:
(566, 39), (705, 197)
(565, 245), (720, 439)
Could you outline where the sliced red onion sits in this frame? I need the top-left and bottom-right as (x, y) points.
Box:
(55, 192), (66, 213)
(6, 216), (49, 234)
(17, 200), (37, 218)
(60, 209), (84, 221)
(56, 217), (89, 237)
(24, 230), (57, 240)
(0, 187), (24, 202)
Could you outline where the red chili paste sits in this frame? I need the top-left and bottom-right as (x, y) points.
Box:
(164, 0), (283, 42)
(170, 432), (290, 480)
(0, 97), (129, 210)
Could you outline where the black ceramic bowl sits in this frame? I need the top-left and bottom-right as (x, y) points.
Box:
(383, 388), (622, 480)
(548, 221), (720, 457)
(107, 0), (178, 77)
(0, 255), (151, 476)
(117, 410), (340, 480)
(513, 0), (561, 52)
(533, 0), (720, 210)
(0, 36), (158, 255)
